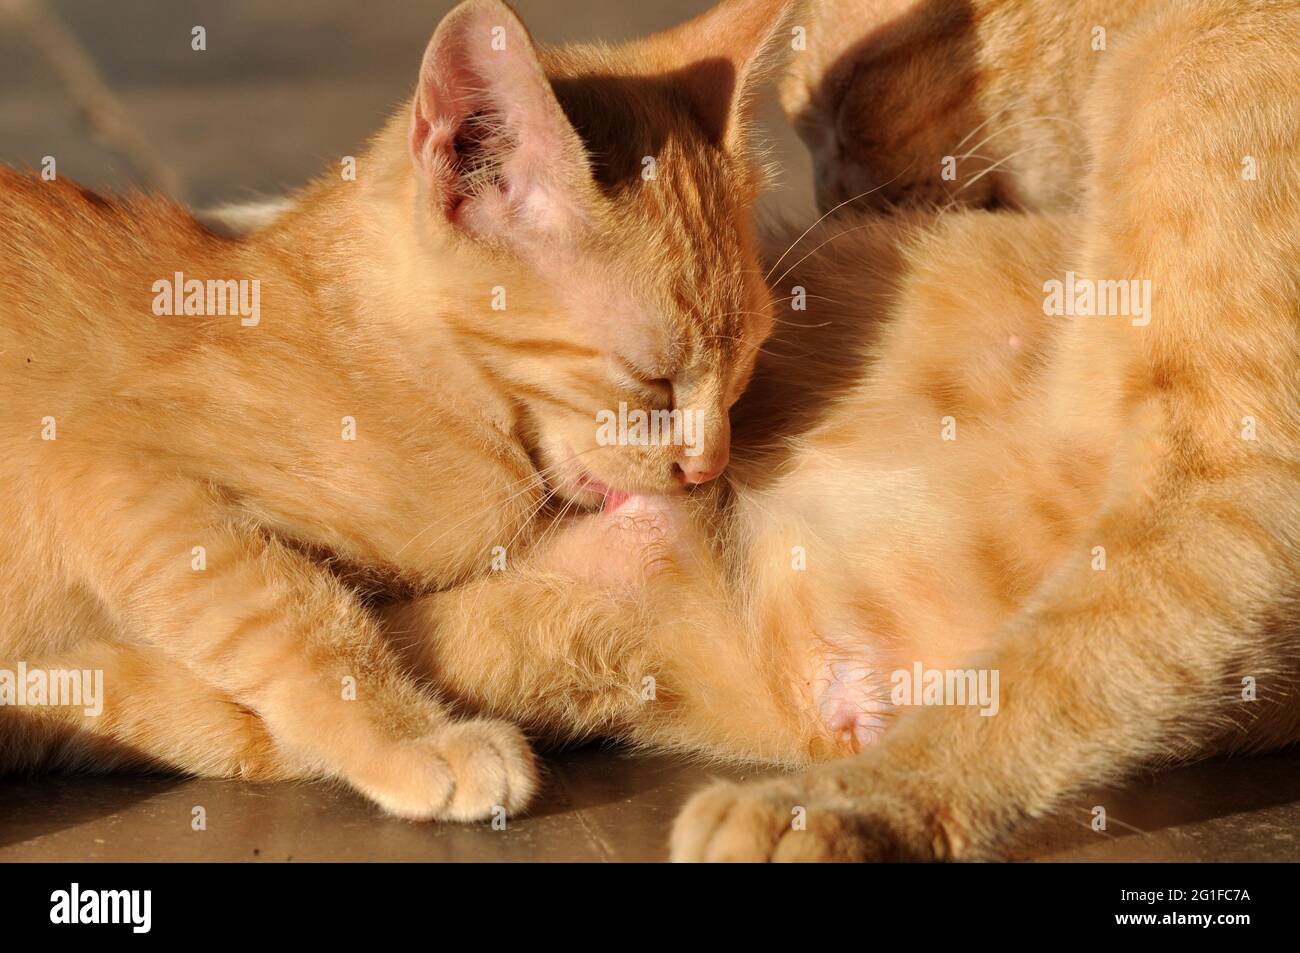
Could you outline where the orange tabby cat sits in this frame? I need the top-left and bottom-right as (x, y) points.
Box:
(385, 0), (1300, 860)
(780, 0), (1161, 213)
(0, 0), (797, 819)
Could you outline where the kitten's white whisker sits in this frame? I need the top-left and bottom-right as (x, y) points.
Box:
(763, 167), (914, 285)
(392, 445), (602, 561)
(949, 103), (1013, 153)
(955, 142), (1056, 195)
(768, 222), (883, 292)
(467, 483), (584, 620)
(954, 114), (1084, 162)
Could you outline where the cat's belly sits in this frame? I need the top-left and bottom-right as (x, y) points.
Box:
(529, 493), (905, 756)
(532, 493), (693, 588)
(527, 471), (1049, 759)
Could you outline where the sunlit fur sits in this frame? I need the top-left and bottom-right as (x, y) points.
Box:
(6, 0), (1296, 861)
(780, 0), (1162, 213)
(0, 0), (799, 819)
(393, 0), (1300, 860)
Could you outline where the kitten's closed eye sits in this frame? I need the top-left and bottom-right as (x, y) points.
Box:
(642, 378), (674, 406)
(616, 358), (674, 406)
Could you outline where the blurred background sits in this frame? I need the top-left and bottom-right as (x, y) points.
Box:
(0, 0), (815, 217)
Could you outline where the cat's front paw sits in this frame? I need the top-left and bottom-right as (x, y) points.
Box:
(352, 718), (538, 823)
(670, 773), (948, 862)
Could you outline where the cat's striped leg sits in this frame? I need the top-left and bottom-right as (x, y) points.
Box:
(390, 496), (825, 765)
(42, 469), (536, 821)
(392, 574), (823, 765)
(0, 639), (299, 780)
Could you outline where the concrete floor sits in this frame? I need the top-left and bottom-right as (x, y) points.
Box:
(1, 0), (1297, 862)
(4, 747), (1300, 861)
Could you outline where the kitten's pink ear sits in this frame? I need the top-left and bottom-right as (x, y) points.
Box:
(409, 0), (595, 241)
(650, 0), (806, 151)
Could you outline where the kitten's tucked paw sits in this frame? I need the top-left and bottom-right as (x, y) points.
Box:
(352, 718), (538, 823)
(670, 775), (940, 863)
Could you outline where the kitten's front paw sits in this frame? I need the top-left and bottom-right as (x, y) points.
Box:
(352, 718), (539, 823)
(670, 774), (944, 863)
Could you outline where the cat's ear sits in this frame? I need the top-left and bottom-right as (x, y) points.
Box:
(650, 0), (806, 152)
(409, 0), (596, 241)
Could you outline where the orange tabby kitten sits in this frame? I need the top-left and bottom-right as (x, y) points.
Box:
(386, 0), (1300, 860)
(0, 0), (797, 818)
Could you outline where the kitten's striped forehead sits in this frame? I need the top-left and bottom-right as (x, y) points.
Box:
(548, 62), (761, 363)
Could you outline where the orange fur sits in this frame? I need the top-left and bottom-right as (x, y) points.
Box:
(390, 0), (1300, 860)
(0, 0), (801, 819)
(781, 0), (1161, 212)
(5, 0), (1297, 863)
(676, 0), (1300, 859)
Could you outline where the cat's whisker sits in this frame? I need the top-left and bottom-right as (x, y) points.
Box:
(762, 166), (915, 285)
(491, 475), (571, 571)
(462, 480), (580, 621)
(718, 299), (841, 327)
(930, 138), (1058, 218)
(392, 445), (602, 562)
(770, 317), (835, 329)
(953, 113), (1085, 162)
(700, 332), (817, 361)
(529, 487), (585, 557)
(391, 469), (544, 561)
(767, 221), (885, 292)
(467, 479), (585, 622)
(954, 141), (1059, 196)
(948, 103), (1013, 153)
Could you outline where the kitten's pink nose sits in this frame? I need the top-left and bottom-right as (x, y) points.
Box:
(676, 451), (728, 486)
(674, 402), (729, 486)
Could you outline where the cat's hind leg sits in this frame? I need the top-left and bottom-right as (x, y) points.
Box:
(671, 478), (1300, 860)
(390, 494), (826, 764)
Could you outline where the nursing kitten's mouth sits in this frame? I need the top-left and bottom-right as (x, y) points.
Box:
(551, 443), (674, 511)
(570, 470), (690, 512)
(576, 473), (632, 512)
(546, 453), (636, 512)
